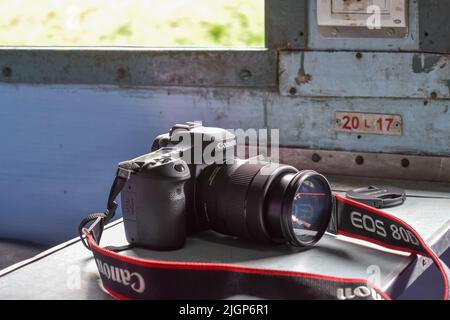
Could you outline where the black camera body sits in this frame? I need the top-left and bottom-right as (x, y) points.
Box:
(120, 122), (237, 250)
(120, 122), (333, 251)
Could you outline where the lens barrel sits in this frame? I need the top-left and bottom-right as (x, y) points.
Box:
(196, 159), (333, 247)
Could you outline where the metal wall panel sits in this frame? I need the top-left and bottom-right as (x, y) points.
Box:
(265, 0), (308, 49)
(0, 48), (277, 88)
(0, 85), (265, 245)
(279, 51), (450, 99)
(418, 0), (450, 53)
(278, 148), (450, 183)
(1, 1), (450, 246)
(1, 84), (449, 244)
(266, 96), (450, 156)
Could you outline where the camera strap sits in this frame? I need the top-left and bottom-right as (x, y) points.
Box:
(80, 171), (450, 300)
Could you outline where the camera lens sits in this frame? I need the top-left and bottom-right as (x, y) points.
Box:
(196, 160), (333, 247)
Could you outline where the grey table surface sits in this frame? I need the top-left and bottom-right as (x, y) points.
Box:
(0, 175), (449, 300)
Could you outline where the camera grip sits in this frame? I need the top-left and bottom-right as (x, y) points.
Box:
(121, 160), (190, 250)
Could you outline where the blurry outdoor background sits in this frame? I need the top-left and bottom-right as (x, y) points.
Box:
(0, 0), (264, 47)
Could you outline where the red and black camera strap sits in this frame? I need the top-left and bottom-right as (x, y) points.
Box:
(82, 190), (450, 300)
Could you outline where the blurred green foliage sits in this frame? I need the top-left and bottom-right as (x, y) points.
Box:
(0, 0), (264, 47)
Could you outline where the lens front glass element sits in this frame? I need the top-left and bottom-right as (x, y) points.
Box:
(291, 175), (331, 244)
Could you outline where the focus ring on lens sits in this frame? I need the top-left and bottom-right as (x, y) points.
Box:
(218, 162), (265, 238)
(246, 164), (299, 243)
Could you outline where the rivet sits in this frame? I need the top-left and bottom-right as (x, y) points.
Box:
(289, 87), (297, 95)
(2, 66), (12, 78)
(312, 153), (322, 163)
(355, 156), (364, 165)
(401, 158), (410, 168)
(239, 69), (252, 82)
(116, 67), (128, 80)
(430, 92), (438, 100)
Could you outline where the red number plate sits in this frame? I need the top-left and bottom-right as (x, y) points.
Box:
(335, 112), (402, 136)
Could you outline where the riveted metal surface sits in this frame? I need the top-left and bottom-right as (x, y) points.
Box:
(279, 51), (450, 99)
(247, 145), (450, 183)
(1, 84), (450, 245)
(277, 148), (450, 183)
(0, 48), (277, 88)
(266, 95), (450, 156)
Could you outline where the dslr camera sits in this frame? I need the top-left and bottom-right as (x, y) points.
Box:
(119, 122), (333, 250)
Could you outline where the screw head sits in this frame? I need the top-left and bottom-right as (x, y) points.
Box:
(2, 66), (12, 78)
(289, 87), (297, 95)
(401, 158), (410, 168)
(385, 28), (395, 37)
(239, 69), (252, 82)
(311, 153), (322, 163)
(116, 67), (128, 80)
(355, 156), (364, 165)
